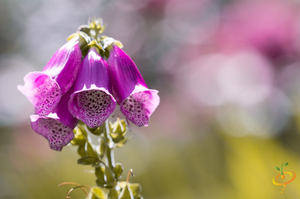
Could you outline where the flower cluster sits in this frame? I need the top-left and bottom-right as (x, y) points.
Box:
(18, 19), (160, 151)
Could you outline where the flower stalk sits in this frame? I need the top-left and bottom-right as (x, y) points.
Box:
(68, 119), (143, 199)
(19, 17), (157, 199)
(104, 120), (115, 170)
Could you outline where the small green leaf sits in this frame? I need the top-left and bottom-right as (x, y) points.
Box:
(86, 142), (99, 159)
(114, 163), (124, 179)
(77, 145), (86, 157)
(284, 162), (289, 166)
(95, 178), (115, 189)
(77, 157), (99, 165)
(77, 142), (99, 165)
(70, 126), (87, 146)
(95, 165), (115, 188)
(98, 140), (106, 158)
(95, 166), (106, 183)
(115, 137), (129, 148)
(275, 167), (280, 171)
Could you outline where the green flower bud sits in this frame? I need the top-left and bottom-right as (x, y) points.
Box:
(77, 142), (99, 165)
(109, 119), (127, 144)
(113, 163), (124, 179)
(98, 139), (106, 158)
(70, 126), (87, 146)
(118, 184), (134, 199)
(87, 123), (105, 136)
(119, 182), (143, 199)
(87, 187), (106, 199)
(108, 188), (119, 199)
(95, 165), (115, 188)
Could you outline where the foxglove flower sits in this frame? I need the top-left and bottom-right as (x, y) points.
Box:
(107, 44), (160, 127)
(30, 86), (79, 151)
(18, 36), (83, 116)
(68, 47), (116, 128)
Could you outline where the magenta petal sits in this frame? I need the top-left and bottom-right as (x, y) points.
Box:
(42, 36), (82, 94)
(30, 86), (78, 151)
(107, 45), (147, 104)
(120, 85), (159, 127)
(107, 45), (160, 126)
(68, 48), (116, 128)
(18, 36), (82, 116)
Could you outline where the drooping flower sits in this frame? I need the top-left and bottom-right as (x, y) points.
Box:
(107, 44), (160, 127)
(18, 36), (83, 116)
(30, 86), (79, 151)
(68, 47), (116, 128)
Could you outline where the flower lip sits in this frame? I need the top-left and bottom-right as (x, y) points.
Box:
(30, 115), (75, 151)
(18, 72), (61, 116)
(69, 88), (116, 128)
(120, 86), (160, 127)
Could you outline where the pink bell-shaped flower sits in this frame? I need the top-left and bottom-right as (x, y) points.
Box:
(68, 47), (116, 128)
(107, 44), (160, 127)
(30, 86), (79, 151)
(18, 36), (83, 116)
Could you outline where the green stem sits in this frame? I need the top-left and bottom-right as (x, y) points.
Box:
(281, 162), (284, 175)
(104, 120), (115, 170)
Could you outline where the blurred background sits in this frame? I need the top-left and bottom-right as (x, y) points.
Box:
(2, 0), (300, 198)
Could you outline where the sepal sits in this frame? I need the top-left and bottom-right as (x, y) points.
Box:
(109, 119), (127, 144)
(119, 182), (143, 199)
(86, 187), (107, 199)
(70, 126), (87, 146)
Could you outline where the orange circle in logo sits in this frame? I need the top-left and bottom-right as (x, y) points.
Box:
(272, 171), (296, 186)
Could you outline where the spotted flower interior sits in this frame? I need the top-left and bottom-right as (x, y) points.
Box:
(121, 89), (159, 127)
(31, 117), (74, 151)
(70, 90), (116, 128)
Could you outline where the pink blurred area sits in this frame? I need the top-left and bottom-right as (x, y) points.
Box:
(2, 0), (300, 198)
(215, 0), (299, 58)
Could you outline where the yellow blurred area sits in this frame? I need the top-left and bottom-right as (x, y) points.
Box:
(2, 122), (300, 198)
